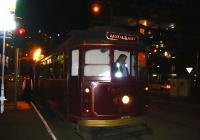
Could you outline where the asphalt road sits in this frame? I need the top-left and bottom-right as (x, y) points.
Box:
(2, 85), (200, 140)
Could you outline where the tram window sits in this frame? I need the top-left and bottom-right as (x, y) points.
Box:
(38, 52), (65, 79)
(85, 65), (110, 76)
(138, 52), (147, 80)
(85, 49), (109, 64)
(54, 61), (64, 79)
(84, 49), (110, 76)
(132, 54), (137, 77)
(49, 66), (54, 78)
(41, 66), (49, 78)
(114, 50), (130, 77)
(71, 50), (79, 76)
(38, 66), (45, 78)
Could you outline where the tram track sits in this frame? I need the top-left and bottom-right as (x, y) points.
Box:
(31, 96), (81, 140)
(31, 94), (153, 140)
(75, 124), (153, 140)
(31, 101), (58, 140)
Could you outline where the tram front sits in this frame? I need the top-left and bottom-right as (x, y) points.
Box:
(80, 45), (147, 127)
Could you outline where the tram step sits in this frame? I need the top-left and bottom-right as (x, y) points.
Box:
(77, 124), (153, 140)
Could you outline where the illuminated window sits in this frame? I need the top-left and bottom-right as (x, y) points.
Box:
(71, 50), (79, 76)
(114, 50), (130, 75)
(84, 49), (110, 76)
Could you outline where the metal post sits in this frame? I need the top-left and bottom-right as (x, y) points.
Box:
(14, 48), (19, 108)
(0, 29), (7, 114)
(19, 48), (21, 75)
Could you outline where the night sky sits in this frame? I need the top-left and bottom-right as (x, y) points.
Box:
(16, 0), (89, 33)
(16, 0), (200, 35)
(15, 0), (200, 58)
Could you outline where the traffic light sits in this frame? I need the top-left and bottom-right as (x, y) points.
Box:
(139, 27), (145, 35)
(16, 27), (26, 37)
(153, 48), (158, 53)
(14, 26), (26, 47)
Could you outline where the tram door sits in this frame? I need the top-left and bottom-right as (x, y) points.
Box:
(68, 49), (81, 117)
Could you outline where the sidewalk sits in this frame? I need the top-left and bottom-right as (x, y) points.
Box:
(0, 101), (53, 140)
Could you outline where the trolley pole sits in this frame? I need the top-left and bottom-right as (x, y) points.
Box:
(0, 29), (7, 114)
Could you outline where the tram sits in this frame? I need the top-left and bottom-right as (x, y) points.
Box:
(33, 26), (147, 127)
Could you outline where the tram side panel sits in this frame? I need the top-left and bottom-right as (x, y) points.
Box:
(68, 76), (82, 120)
(34, 62), (67, 117)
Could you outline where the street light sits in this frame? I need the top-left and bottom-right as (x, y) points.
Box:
(91, 2), (101, 15)
(0, 0), (17, 114)
(33, 48), (44, 62)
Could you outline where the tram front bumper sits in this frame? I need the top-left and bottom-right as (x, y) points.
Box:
(78, 115), (147, 127)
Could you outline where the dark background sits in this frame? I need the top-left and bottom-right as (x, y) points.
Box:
(14, 0), (200, 72)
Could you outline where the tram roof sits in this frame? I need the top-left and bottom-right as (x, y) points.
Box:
(61, 26), (140, 47)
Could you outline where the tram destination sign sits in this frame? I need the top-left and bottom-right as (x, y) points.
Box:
(106, 32), (138, 42)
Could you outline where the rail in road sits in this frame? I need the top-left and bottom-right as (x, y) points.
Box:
(32, 98), (154, 140)
(75, 124), (153, 140)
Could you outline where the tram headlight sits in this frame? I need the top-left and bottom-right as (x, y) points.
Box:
(84, 88), (90, 93)
(121, 95), (130, 104)
(85, 108), (90, 113)
(145, 86), (149, 91)
(165, 84), (171, 89)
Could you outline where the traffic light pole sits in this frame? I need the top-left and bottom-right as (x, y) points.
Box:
(0, 30), (7, 114)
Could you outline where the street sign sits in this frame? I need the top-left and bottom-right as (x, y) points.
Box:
(186, 67), (193, 74)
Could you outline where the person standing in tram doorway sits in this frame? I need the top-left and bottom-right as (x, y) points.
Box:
(113, 54), (129, 78)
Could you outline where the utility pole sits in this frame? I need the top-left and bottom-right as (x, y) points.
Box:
(0, 0), (17, 114)
(0, 30), (7, 114)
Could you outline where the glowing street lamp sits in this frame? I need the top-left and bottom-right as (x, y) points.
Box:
(33, 48), (44, 62)
(91, 2), (101, 14)
(0, 0), (17, 30)
(0, 0), (17, 114)
(93, 5), (100, 13)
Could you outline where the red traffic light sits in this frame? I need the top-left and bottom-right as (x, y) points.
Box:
(153, 48), (158, 53)
(17, 27), (26, 36)
(139, 28), (145, 35)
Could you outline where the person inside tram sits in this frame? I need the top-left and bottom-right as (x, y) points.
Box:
(113, 54), (129, 78)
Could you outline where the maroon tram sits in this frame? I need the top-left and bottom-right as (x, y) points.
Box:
(33, 26), (147, 127)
